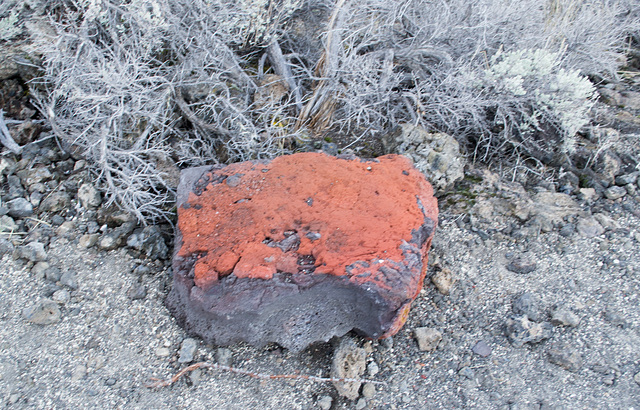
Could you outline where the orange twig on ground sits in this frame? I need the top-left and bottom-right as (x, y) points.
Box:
(146, 361), (387, 388)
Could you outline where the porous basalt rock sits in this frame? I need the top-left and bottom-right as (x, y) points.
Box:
(167, 152), (438, 352)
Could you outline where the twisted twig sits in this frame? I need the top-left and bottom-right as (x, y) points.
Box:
(146, 361), (387, 388)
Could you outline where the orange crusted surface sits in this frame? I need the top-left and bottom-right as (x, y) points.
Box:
(177, 152), (437, 291)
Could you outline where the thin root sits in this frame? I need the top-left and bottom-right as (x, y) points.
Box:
(146, 361), (387, 388)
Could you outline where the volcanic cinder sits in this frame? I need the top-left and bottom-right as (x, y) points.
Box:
(166, 152), (438, 352)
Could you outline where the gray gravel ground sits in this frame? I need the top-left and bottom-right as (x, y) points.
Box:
(2, 31), (640, 410)
(2, 172), (640, 409)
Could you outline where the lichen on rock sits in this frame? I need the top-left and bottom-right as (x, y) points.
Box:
(383, 124), (465, 192)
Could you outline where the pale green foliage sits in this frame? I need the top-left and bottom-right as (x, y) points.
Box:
(0, 9), (20, 41)
(483, 49), (596, 154)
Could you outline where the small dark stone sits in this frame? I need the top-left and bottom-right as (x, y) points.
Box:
(550, 306), (581, 327)
(178, 338), (198, 363)
(559, 224), (576, 237)
(59, 270), (79, 290)
(505, 315), (553, 347)
(127, 283), (147, 300)
(512, 293), (542, 321)
(615, 173), (638, 186)
(547, 346), (582, 372)
(86, 220), (100, 234)
(380, 336), (393, 350)
(7, 175), (26, 200)
(44, 267), (62, 282)
(322, 142), (339, 155)
(133, 264), (152, 276)
(7, 198), (33, 218)
(127, 225), (169, 259)
(50, 215), (65, 226)
(39, 191), (71, 213)
(458, 366), (475, 379)
(0, 238), (15, 256)
(604, 186), (627, 200)
(471, 340), (492, 357)
(506, 258), (537, 274)
(42, 283), (60, 297)
(16, 241), (47, 262)
(104, 377), (117, 386)
(99, 222), (137, 251)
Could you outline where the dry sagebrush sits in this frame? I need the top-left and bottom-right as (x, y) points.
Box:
(28, 0), (639, 222)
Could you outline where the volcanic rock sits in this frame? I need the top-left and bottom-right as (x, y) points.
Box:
(167, 152), (438, 352)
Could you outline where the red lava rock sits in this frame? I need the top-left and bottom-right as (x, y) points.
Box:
(166, 152), (438, 351)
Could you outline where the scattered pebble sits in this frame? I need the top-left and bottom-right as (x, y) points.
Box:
(379, 336), (393, 350)
(331, 337), (366, 400)
(60, 270), (79, 290)
(0, 215), (18, 233)
(458, 366), (475, 380)
(506, 257), (537, 274)
(0, 238), (15, 255)
(104, 377), (117, 386)
(127, 283), (147, 300)
(16, 241), (47, 262)
(593, 213), (619, 230)
(7, 197), (33, 218)
(98, 233), (121, 251)
(8, 393), (20, 405)
(215, 348), (233, 367)
(505, 315), (553, 347)
(44, 266), (62, 282)
(31, 261), (50, 277)
(55, 221), (75, 237)
(367, 361), (379, 377)
(472, 340), (492, 357)
(126, 225), (168, 259)
(604, 311), (628, 328)
(547, 346), (582, 372)
(355, 398), (367, 410)
(615, 172), (638, 186)
(52, 289), (70, 304)
(431, 268), (455, 295)
(550, 306), (581, 327)
(23, 299), (61, 325)
(39, 191), (71, 213)
(559, 223), (576, 237)
(577, 217), (605, 238)
(78, 233), (99, 248)
(316, 395), (332, 410)
(362, 382), (376, 398)
(155, 347), (171, 357)
(178, 338), (198, 363)
(512, 293), (542, 322)
(634, 372), (640, 386)
(77, 183), (102, 208)
(71, 365), (87, 381)
(189, 368), (202, 385)
(604, 186), (627, 200)
(413, 327), (442, 352)
(50, 215), (65, 226)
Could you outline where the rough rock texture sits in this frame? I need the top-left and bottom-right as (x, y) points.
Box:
(167, 152), (438, 352)
(382, 124), (465, 192)
(331, 337), (366, 400)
